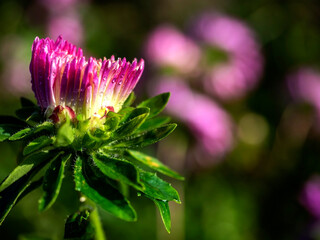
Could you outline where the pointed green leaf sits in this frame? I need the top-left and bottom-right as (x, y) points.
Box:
(0, 124), (25, 142)
(93, 153), (143, 190)
(120, 107), (150, 124)
(9, 121), (54, 141)
(153, 199), (171, 233)
(0, 151), (62, 224)
(64, 209), (95, 240)
(74, 156), (137, 221)
(127, 150), (184, 180)
(136, 116), (171, 133)
(108, 124), (177, 149)
(15, 107), (40, 122)
(139, 171), (180, 203)
(23, 136), (54, 156)
(39, 153), (72, 211)
(122, 92), (136, 107)
(137, 93), (170, 118)
(0, 151), (62, 192)
(113, 112), (149, 138)
(8, 128), (32, 141)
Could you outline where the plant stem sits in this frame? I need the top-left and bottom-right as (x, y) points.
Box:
(90, 206), (107, 240)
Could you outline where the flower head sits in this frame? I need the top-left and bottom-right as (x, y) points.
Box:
(30, 36), (144, 120)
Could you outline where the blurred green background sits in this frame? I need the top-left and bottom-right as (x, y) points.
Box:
(1, 0), (320, 239)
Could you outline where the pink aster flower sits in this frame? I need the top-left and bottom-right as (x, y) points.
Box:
(30, 36), (144, 120)
(144, 25), (201, 74)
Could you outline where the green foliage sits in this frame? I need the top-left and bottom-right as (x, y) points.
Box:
(0, 93), (182, 234)
(39, 153), (71, 211)
(137, 92), (170, 118)
(64, 209), (95, 240)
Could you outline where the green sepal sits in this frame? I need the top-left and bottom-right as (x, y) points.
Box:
(104, 116), (120, 132)
(23, 136), (54, 156)
(0, 151), (62, 224)
(139, 170), (180, 203)
(127, 150), (184, 180)
(122, 92), (136, 108)
(107, 123), (177, 149)
(74, 155), (137, 221)
(55, 121), (74, 147)
(136, 116), (171, 133)
(93, 153), (143, 190)
(64, 209), (95, 240)
(9, 121), (54, 141)
(137, 93), (170, 118)
(113, 111), (149, 139)
(152, 198), (171, 233)
(39, 153), (72, 212)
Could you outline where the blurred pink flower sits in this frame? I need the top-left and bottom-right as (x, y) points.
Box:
(144, 25), (201, 74)
(47, 14), (84, 47)
(40, 0), (79, 12)
(192, 13), (263, 100)
(287, 68), (320, 111)
(0, 36), (31, 95)
(300, 176), (320, 219)
(151, 77), (234, 164)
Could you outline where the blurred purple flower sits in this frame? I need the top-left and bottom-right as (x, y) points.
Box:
(0, 36), (31, 95)
(40, 0), (79, 12)
(48, 14), (84, 47)
(192, 13), (263, 100)
(300, 176), (320, 219)
(287, 68), (320, 112)
(144, 25), (201, 74)
(151, 77), (234, 163)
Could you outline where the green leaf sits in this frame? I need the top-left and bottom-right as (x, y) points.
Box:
(127, 150), (184, 180)
(0, 151), (62, 192)
(108, 124), (177, 149)
(74, 156), (137, 221)
(139, 171), (180, 203)
(0, 115), (28, 142)
(120, 107), (150, 124)
(39, 153), (72, 212)
(8, 128), (32, 141)
(17, 177), (44, 202)
(16, 107), (40, 122)
(0, 151), (61, 224)
(9, 121), (54, 141)
(153, 199), (171, 233)
(93, 153), (143, 190)
(137, 93), (170, 118)
(122, 92), (136, 107)
(55, 121), (74, 147)
(23, 136), (54, 156)
(64, 209), (95, 240)
(136, 116), (171, 133)
(113, 112), (149, 138)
